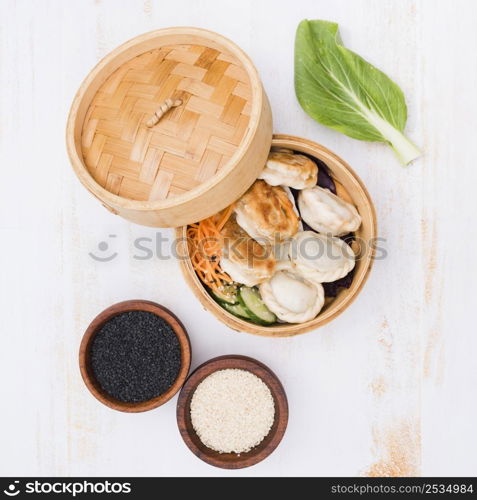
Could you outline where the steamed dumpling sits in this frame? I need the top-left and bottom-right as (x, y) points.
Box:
(271, 187), (303, 263)
(289, 231), (355, 283)
(259, 270), (324, 323)
(220, 216), (275, 287)
(258, 152), (318, 190)
(234, 180), (299, 243)
(283, 186), (302, 225)
(298, 186), (361, 236)
(282, 185), (304, 232)
(220, 258), (270, 287)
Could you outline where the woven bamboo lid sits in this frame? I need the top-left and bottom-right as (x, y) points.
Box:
(67, 28), (273, 227)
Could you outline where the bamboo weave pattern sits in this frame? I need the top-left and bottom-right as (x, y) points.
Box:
(81, 44), (252, 201)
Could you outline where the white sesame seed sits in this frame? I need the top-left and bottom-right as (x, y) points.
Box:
(190, 369), (275, 454)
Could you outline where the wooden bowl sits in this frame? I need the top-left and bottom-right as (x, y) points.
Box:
(79, 300), (191, 412)
(66, 27), (272, 227)
(177, 134), (377, 337)
(176, 355), (288, 469)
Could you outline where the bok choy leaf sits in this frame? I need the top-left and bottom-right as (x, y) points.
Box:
(295, 19), (420, 165)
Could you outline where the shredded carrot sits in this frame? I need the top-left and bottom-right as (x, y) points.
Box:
(187, 204), (235, 291)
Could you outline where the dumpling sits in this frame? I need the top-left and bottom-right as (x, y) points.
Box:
(259, 270), (324, 323)
(220, 258), (269, 287)
(271, 186), (303, 263)
(258, 152), (318, 189)
(289, 231), (355, 283)
(234, 180), (299, 243)
(298, 186), (361, 236)
(282, 186), (303, 231)
(220, 216), (275, 287)
(283, 186), (300, 218)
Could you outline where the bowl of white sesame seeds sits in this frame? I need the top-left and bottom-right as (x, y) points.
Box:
(176, 355), (288, 469)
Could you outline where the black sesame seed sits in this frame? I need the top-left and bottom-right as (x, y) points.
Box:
(90, 311), (181, 403)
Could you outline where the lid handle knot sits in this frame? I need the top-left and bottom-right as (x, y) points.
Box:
(146, 98), (183, 128)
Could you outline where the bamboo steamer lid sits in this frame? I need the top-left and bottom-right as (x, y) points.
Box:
(67, 27), (272, 227)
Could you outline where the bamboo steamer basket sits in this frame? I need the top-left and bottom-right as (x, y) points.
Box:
(66, 27), (272, 227)
(66, 27), (376, 336)
(177, 135), (376, 337)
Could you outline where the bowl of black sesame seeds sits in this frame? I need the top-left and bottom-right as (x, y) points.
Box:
(79, 300), (191, 412)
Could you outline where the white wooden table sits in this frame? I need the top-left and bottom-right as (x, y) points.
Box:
(1, 0), (476, 477)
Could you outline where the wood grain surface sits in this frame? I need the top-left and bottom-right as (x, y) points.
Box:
(0, 0), (476, 477)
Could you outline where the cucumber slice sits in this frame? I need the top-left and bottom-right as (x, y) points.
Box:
(222, 302), (251, 319)
(209, 285), (238, 305)
(238, 287), (277, 325)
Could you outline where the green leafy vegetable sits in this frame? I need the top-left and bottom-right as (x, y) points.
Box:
(295, 19), (420, 165)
